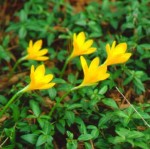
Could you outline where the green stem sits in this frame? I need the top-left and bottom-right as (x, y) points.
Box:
(49, 90), (72, 118)
(59, 56), (71, 78)
(8, 57), (25, 79)
(0, 90), (24, 118)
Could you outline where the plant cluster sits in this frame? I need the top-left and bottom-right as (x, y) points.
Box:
(0, 0), (150, 148)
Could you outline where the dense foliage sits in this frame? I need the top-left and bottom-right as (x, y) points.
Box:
(0, 0), (150, 148)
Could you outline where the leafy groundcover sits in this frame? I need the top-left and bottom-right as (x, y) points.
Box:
(0, 0), (150, 148)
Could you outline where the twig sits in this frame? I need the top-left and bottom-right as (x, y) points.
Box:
(0, 137), (9, 148)
(116, 87), (150, 128)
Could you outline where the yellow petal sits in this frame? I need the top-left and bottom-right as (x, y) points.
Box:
(114, 43), (127, 54)
(106, 44), (111, 55)
(116, 53), (132, 64)
(36, 49), (48, 56)
(38, 83), (56, 90)
(34, 56), (49, 61)
(83, 40), (93, 49)
(34, 64), (45, 79)
(77, 32), (85, 46)
(82, 48), (97, 55)
(42, 74), (54, 83)
(29, 40), (33, 47)
(89, 57), (99, 70)
(111, 41), (116, 50)
(80, 56), (88, 75)
(33, 40), (42, 52)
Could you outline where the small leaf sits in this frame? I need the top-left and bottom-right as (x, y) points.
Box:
(29, 100), (41, 117)
(21, 134), (38, 144)
(0, 95), (7, 104)
(65, 111), (75, 125)
(68, 73), (75, 84)
(78, 134), (93, 141)
(19, 26), (27, 39)
(133, 78), (145, 92)
(98, 85), (108, 95)
(36, 135), (47, 146)
(20, 10), (27, 22)
(102, 98), (118, 109)
(48, 88), (57, 99)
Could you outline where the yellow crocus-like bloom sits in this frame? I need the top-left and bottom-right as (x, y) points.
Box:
(24, 40), (49, 61)
(24, 64), (55, 91)
(77, 56), (110, 87)
(104, 41), (132, 66)
(70, 32), (97, 59)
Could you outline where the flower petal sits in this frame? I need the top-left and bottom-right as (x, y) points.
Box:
(89, 57), (99, 71)
(34, 56), (49, 61)
(36, 49), (48, 56)
(83, 40), (93, 49)
(114, 43), (127, 54)
(80, 56), (88, 76)
(77, 32), (85, 46)
(33, 40), (42, 52)
(38, 83), (56, 90)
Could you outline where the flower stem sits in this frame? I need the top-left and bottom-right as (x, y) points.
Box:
(59, 56), (71, 78)
(0, 90), (24, 118)
(8, 57), (25, 79)
(116, 87), (150, 128)
(49, 90), (72, 118)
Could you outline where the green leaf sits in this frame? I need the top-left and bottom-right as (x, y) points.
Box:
(78, 134), (93, 141)
(67, 103), (82, 110)
(127, 131), (144, 139)
(42, 120), (53, 135)
(133, 77), (145, 92)
(29, 100), (41, 117)
(68, 73), (75, 84)
(66, 131), (74, 139)
(21, 134), (38, 144)
(0, 46), (11, 62)
(3, 35), (10, 47)
(19, 26), (27, 39)
(11, 104), (20, 122)
(134, 141), (149, 149)
(66, 140), (78, 149)
(84, 142), (92, 149)
(90, 128), (99, 139)
(102, 98), (118, 109)
(48, 87), (57, 99)
(75, 20), (86, 26)
(121, 22), (134, 31)
(56, 119), (66, 134)
(111, 136), (125, 144)
(20, 10), (27, 22)
(46, 135), (53, 145)
(123, 75), (133, 85)
(36, 134), (47, 146)
(53, 78), (66, 84)
(98, 85), (108, 95)
(139, 44), (150, 50)
(0, 95), (7, 104)
(65, 111), (75, 125)
(98, 112), (113, 128)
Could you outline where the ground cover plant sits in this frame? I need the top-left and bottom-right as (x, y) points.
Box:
(0, 0), (150, 148)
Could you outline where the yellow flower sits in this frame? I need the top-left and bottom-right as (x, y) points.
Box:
(24, 40), (49, 61)
(77, 56), (110, 87)
(70, 32), (97, 59)
(24, 64), (55, 91)
(104, 41), (132, 66)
